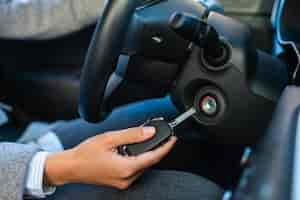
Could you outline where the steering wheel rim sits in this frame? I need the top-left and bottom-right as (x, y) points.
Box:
(79, 0), (139, 122)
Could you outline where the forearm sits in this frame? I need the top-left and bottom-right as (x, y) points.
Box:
(0, 142), (40, 200)
(44, 149), (77, 186)
(22, 130), (67, 199)
(0, 0), (105, 39)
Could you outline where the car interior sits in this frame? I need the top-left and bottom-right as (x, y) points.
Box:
(0, 0), (299, 199)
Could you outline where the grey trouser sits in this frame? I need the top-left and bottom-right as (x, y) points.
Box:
(47, 171), (223, 200)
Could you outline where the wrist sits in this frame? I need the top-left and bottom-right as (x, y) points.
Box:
(44, 149), (78, 186)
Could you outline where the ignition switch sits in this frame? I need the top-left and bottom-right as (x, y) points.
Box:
(193, 86), (226, 123)
(199, 95), (218, 116)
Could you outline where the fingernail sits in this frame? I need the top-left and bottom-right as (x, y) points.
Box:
(143, 127), (156, 137)
(169, 136), (177, 143)
(172, 136), (178, 142)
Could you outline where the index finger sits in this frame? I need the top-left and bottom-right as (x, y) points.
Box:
(105, 127), (156, 148)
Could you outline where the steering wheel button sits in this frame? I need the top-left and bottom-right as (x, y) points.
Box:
(199, 95), (218, 116)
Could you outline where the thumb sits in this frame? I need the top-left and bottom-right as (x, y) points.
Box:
(105, 127), (156, 148)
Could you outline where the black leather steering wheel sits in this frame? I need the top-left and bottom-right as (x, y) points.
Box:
(79, 0), (139, 122)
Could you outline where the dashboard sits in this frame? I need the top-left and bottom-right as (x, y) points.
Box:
(138, 0), (274, 14)
(138, 0), (162, 9)
(219, 0), (274, 14)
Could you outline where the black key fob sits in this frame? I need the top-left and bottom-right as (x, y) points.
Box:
(119, 118), (173, 156)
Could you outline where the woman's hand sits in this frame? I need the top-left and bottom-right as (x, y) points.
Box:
(44, 127), (177, 189)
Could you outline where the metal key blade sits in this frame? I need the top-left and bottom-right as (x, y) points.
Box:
(169, 107), (196, 129)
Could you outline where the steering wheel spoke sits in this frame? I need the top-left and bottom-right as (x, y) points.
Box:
(104, 55), (130, 100)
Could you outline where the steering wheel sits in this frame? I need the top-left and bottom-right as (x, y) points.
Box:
(79, 0), (139, 122)
(79, 0), (288, 144)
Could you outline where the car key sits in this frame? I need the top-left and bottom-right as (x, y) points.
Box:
(119, 108), (197, 156)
